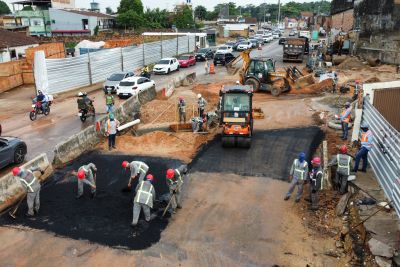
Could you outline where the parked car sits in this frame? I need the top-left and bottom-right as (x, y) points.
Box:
(255, 36), (264, 45)
(116, 77), (155, 98)
(272, 32), (280, 39)
(195, 48), (214, 61)
(178, 54), (196, 67)
(289, 31), (296, 36)
(225, 41), (238, 51)
(237, 41), (252, 51)
(262, 33), (273, 43)
(213, 52), (235, 66)
(279, 37), (287, 45)
(249, 39), (258, 48)
(0, 136), (27, 169)
(103, 72), (134, 93)
(216, 45), (233, 54)
(153, 58), (180, 74)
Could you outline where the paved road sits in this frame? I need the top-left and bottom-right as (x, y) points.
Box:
(0, 39), (282, 166)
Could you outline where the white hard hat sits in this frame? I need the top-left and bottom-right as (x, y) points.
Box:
(236, 81), (240, 85)
(197, 94), (202, 98)
(78, 92), (83, 96)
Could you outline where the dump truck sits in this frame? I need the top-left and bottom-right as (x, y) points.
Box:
(283, 38), (305, 63)
(219, 85), (253, 148)
(226, 50), (317, 96)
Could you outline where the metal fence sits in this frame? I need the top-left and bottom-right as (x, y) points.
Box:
(362, 96), (400, 217)
(45, 35), (196, 94)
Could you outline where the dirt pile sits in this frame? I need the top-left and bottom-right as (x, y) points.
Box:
(337, 57), (366, 70)
(289, 78), (333, 95)
(192, 82), (224, 108)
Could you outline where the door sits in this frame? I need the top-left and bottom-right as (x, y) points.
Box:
(0, 140), (11, 168)
(136, 78), (145, 92)
(249, 60), (268, 84)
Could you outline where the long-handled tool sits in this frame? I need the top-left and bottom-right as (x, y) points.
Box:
(162, 191), (176, 217)
(9, 193), (27, 219)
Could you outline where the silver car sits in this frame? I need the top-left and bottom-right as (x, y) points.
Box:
(103, 72), (134, 94)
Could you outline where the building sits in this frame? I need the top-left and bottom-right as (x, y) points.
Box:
(354, 0), (400, 64)
(49, 9), (115, 36)
(330, 0), (354, 32)
(220, 24), (249, 37)
(284, 18), (298, 29)
(0, 29), (38, 62)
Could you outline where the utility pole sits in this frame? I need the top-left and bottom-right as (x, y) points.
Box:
(277, 0), (281, 26)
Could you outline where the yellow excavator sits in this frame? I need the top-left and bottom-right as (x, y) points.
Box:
(226, 50), (316, 96)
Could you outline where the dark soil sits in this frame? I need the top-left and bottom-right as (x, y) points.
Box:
(190, 127), (324, 180)
(0, 153), (183, 250)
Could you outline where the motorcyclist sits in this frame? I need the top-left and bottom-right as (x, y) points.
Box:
(36, 90), (48, 112)
(141, 66), (151, 79)
(78, 92), (94, 112)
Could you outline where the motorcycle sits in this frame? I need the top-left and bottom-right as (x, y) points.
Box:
(140, 70), (151, 79)
(29, 97), (52, 121)
(78, 101), (96, 122)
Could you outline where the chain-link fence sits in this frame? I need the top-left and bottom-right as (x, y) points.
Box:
(45, 35), (196, 94)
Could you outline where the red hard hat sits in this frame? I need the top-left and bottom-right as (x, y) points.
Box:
(146, 174), (154, 181)
(311, 157), (321, 165)
(12, 167), (20, 176)
(77, 170), (86, 180)
(166, 169), (175, 179)
(339, 145), (348, 154)
(122, 161), (129, 168)
(179, 96), (183, 101)
(355, 80), (359, 84)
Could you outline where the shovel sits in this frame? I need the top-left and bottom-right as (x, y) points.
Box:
(9, 193), (26, 220)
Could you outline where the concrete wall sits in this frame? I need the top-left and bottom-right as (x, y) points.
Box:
(0, 153), (53, 211)
(331, 9), (354, 32)
(49, 8), (98, 35)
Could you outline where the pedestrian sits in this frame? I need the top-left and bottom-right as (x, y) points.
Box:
(105, 89), (114, 113)
(307, 157), (323, 211)
(12, 166), (44, 216)
(332, 72), (338, 93)
(177, 96), (186, 124)
(104, 113), (120, 151)
(284, 152), (309, 203)
(122, 160), (149, 186)
(76, 163), (97, 199)
(166, 165), (187, 213)
(131, 174), (156, 227)
(328, 145), (353, 194)
(197, 93), (207, 118)
(204, 58), (209, 75)
(353, 123), (373, 173)
(340, 102), (351, 140)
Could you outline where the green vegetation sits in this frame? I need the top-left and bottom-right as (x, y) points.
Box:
(0, 0), (10, 15)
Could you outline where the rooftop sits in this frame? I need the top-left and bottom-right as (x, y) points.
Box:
(0, 29), (38, 49)
(61, 9), (114, 19)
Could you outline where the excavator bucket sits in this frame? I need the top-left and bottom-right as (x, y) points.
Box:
(294, 74), (315, 89)
(226, 50), (251, 76)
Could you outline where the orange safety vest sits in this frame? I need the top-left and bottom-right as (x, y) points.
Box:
(341, 108), (351, 123)
(361, 130), (372, 149)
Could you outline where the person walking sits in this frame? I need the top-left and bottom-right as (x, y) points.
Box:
(307, 157), (323, 211)
(328, 145), (353, 194)
(76, 163), (97, 199)
(166, 165), (187, 213)
(177, 97), (186, 124)
(204, 58), (209, 75)
(12, 166), (44, 216)
(104, 113), (120, 151)
(284, 152), (309, 202)
(197, 94), (207, 118)
(131, 174), (156, 227)
(340, 102), (352, 140)
(353, 123), (373, 173)
(122, 160), (149, 186)
(105, 89), (114, 114)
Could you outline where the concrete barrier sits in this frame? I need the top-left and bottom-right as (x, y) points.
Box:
(0, 153), (52, 212)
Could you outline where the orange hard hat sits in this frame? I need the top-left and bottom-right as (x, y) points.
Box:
(146, 174), (154, 181)
(122, 161), (129, 168)
(77, 170), (86, 180)
(311, 157), (321, 165)
(339, 145), (348, 154)
(12, 167), (21, 176)
(166, 169), (175, 179)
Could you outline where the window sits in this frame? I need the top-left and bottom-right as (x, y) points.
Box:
(31, 18), (44, 26)
(119, 81), (135, 86)
(51, 20), (55, 24)
(223, 94), (250, 111)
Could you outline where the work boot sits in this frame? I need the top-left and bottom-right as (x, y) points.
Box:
(91, 192), (96, 199)
(26, 212), (34, 217)
(112, 146), (116, 149)
(75, 194), (83, 199)
(304, 197), (311, 202)
(284, 196), (290, 201)
(34, 209), (39, 215)
(295, 198), (301, 203)
(130, 222), (137, 228)
(108, 147), (112, 151)
(177, 204), (182, 209)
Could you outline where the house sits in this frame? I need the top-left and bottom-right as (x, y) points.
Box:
(0, 29), (39, 62)
(284, 18), (298, 29)
(49, 9), (115, 36)
(300, 11), (313, 20)
(354, 0), (400, 64)
(220, 24), (249, 37)
(330, 0), (354, 32)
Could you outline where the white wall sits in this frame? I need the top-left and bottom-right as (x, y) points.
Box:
(0, 44), (38, 63)
(363, 80), (400, 103)
(50, 8), (98, 35)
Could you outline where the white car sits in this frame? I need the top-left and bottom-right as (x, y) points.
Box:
(272, 32), (280, 39)
(153, 58), (180, 74)
(116, 76), (155, 98)
(216, 45), (233, 54)
(237, 41), (252, 51)
(262, 33), (273, 43)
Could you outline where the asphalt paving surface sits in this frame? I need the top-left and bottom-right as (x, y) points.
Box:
(0, 153), (183, 250)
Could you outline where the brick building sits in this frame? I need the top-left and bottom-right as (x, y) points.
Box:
(330, 0), (355, 32)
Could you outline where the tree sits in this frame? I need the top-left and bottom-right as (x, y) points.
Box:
(143, 8), (171, 28)
(116, 10), (145, 29)
(0, 0), (10, 15)
(174, 5), (194, 29)
(194, 5), (207, 21)
(117, 0), (143, 15)
(105, 7), (113, 15)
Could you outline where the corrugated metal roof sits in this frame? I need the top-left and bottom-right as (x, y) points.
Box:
(0, 29), (38, 49)
(63, 9), (114, 19)
(224, 24), (249, 31)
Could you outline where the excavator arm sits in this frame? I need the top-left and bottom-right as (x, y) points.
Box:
(226, 50), (251, 84)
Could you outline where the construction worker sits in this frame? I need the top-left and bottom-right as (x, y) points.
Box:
(204, 58), (209, 75)
(177, 97), (186, 123)
(340, 102), (351, 140)
(284, 152), (309, 202)
(328, 145), (353, 194)
(104, 113), (120, 151)
(105, 89), (114, 113)
(166, 165), (188, 212)
(122, 160), (149, 186)
(353, 123), (374, 173)
(12, 166), (44, 216)
(76, 163), (97, 199)
(132, 174), (156, 227)
(307, 157), (323, 211)
(197, 93), (207, 118)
